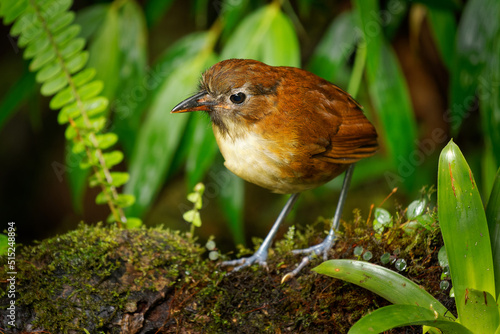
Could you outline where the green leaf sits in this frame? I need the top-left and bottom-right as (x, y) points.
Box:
(115, 194), (135, 208)
(102, 150), (124, 169)
(71, 141), (85, 154)
(407, 199), (427, 220)
(186, 113), (218, 189)
(2, 0), (28, 25)
(0, 69), (36, 130)
(261, 6), (300, 67)
(17, 12), (44, 47)
(73, 67), (96, 87)
(74, 3), (108, 40)
(64, 121), (78, 140)
(40, 0), (72, 20)
(65, 143), (88, 213)
(36, 61), (62, 83)
(77, 80), (104, 101)
(191, 211), (201, 227)
(486, 167), (500, 298)
(108, 172), (130, 187)
(24, 34), (50, 59)
(40, 71), (67, 96)
(47, 10), (74, 33)
(11, 11), (39, 37)
(187, 192), (201, 205)
(58, 96), (108, 124)
(313, 260), (450, 317)
(354, 1), (417, 192)
(450, 0), (500, 134)
(124, 217), (142, 229)
(125, 32), (217, 218)
(87, 116), (106, 133)
(65, 51), (89, 74)
(53, 24), (81, 46)
(373, 208), (392, 233)
(84, 96), (108, 117)
(95, 190), (109, 204)
(437, 140), (496, 325)
(221, 3), (300, 67)
(183, 209), (196, 223)
(29, 46), (56, 71)
(87, 4), (120, 103)
(94, 133), (118, 150)
(353, 0), (381, 83)
(58, 101), (78, 124)
(59, 37), (85, 60)
(427, 7), (457, 69)
(216, 166), (245, 245)
(89, 172), (103, 187)
(219, 0), (250, 41)
(460, 288), (499, 332)
(308, 10), (357, 81)
(50, 71), (99, 110)
(0, 234), (8, 256)
(111, 0), (148, 157)
(370, 43), (418, 192)
(348, 305), (472, 334)
(479, 29), (500, 168)
(144, 0), (174, 27)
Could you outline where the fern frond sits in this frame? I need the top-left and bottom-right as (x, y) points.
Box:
(1, 0), (142, 228)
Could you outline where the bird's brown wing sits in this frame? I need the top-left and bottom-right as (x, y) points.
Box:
(311, 84), (378, 164)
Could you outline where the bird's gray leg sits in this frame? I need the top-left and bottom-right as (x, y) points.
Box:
(282, 164), (355, 282)
(221, 193), (300, 271)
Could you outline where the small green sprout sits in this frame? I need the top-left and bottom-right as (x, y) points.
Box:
(183, 183), (205, 240)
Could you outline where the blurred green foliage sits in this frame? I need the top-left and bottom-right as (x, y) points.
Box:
(0, 0), (499, 245)
(0, 0), (142, 227)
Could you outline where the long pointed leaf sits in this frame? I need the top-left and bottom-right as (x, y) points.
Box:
(186, 113), (218, 189)
(486, 167), (500, 299)
(307, 11), (357, 81)
(478, 19), (500, 168)
(144, 0), (174, 28)
(216, 167), (245, 245)
(87, 4), (120, 103)
(221, 3), (299, 67)
(349, 305), (472, 334)
(437, 140), (496, 326)
(450, 0), (500, 134)
(353, 2), (418, 192)
(460, 288), (499, 332)
(427, 7), (456, 70)
(313, 260), (450, 317)
(0, 69), (36, 130)
(112, 0), (148, 157)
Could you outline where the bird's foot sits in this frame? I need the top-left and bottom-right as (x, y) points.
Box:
(221, 249), (268, 272)
(281, 236), (335, 283)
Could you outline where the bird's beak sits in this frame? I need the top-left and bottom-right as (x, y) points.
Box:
(171, 91), (212, 113)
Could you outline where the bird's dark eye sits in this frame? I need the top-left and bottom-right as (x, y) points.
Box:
(230, 92), (246, 104)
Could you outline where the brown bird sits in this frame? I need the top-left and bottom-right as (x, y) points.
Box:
(172, 59), (377, 277)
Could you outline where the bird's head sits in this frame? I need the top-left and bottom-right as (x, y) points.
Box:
(171, 59), (282, 138)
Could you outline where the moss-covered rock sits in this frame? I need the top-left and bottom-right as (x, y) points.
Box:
(0, 206), (452, 333)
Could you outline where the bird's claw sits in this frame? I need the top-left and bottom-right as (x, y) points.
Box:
(221, 252), (268, 272)
(282, 237), (336, 283)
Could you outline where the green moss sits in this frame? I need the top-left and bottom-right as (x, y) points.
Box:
(0, 223), (218, 333)
(0, 192), (450, 333)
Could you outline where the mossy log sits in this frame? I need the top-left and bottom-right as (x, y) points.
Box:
(0, 217), (450, 333)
